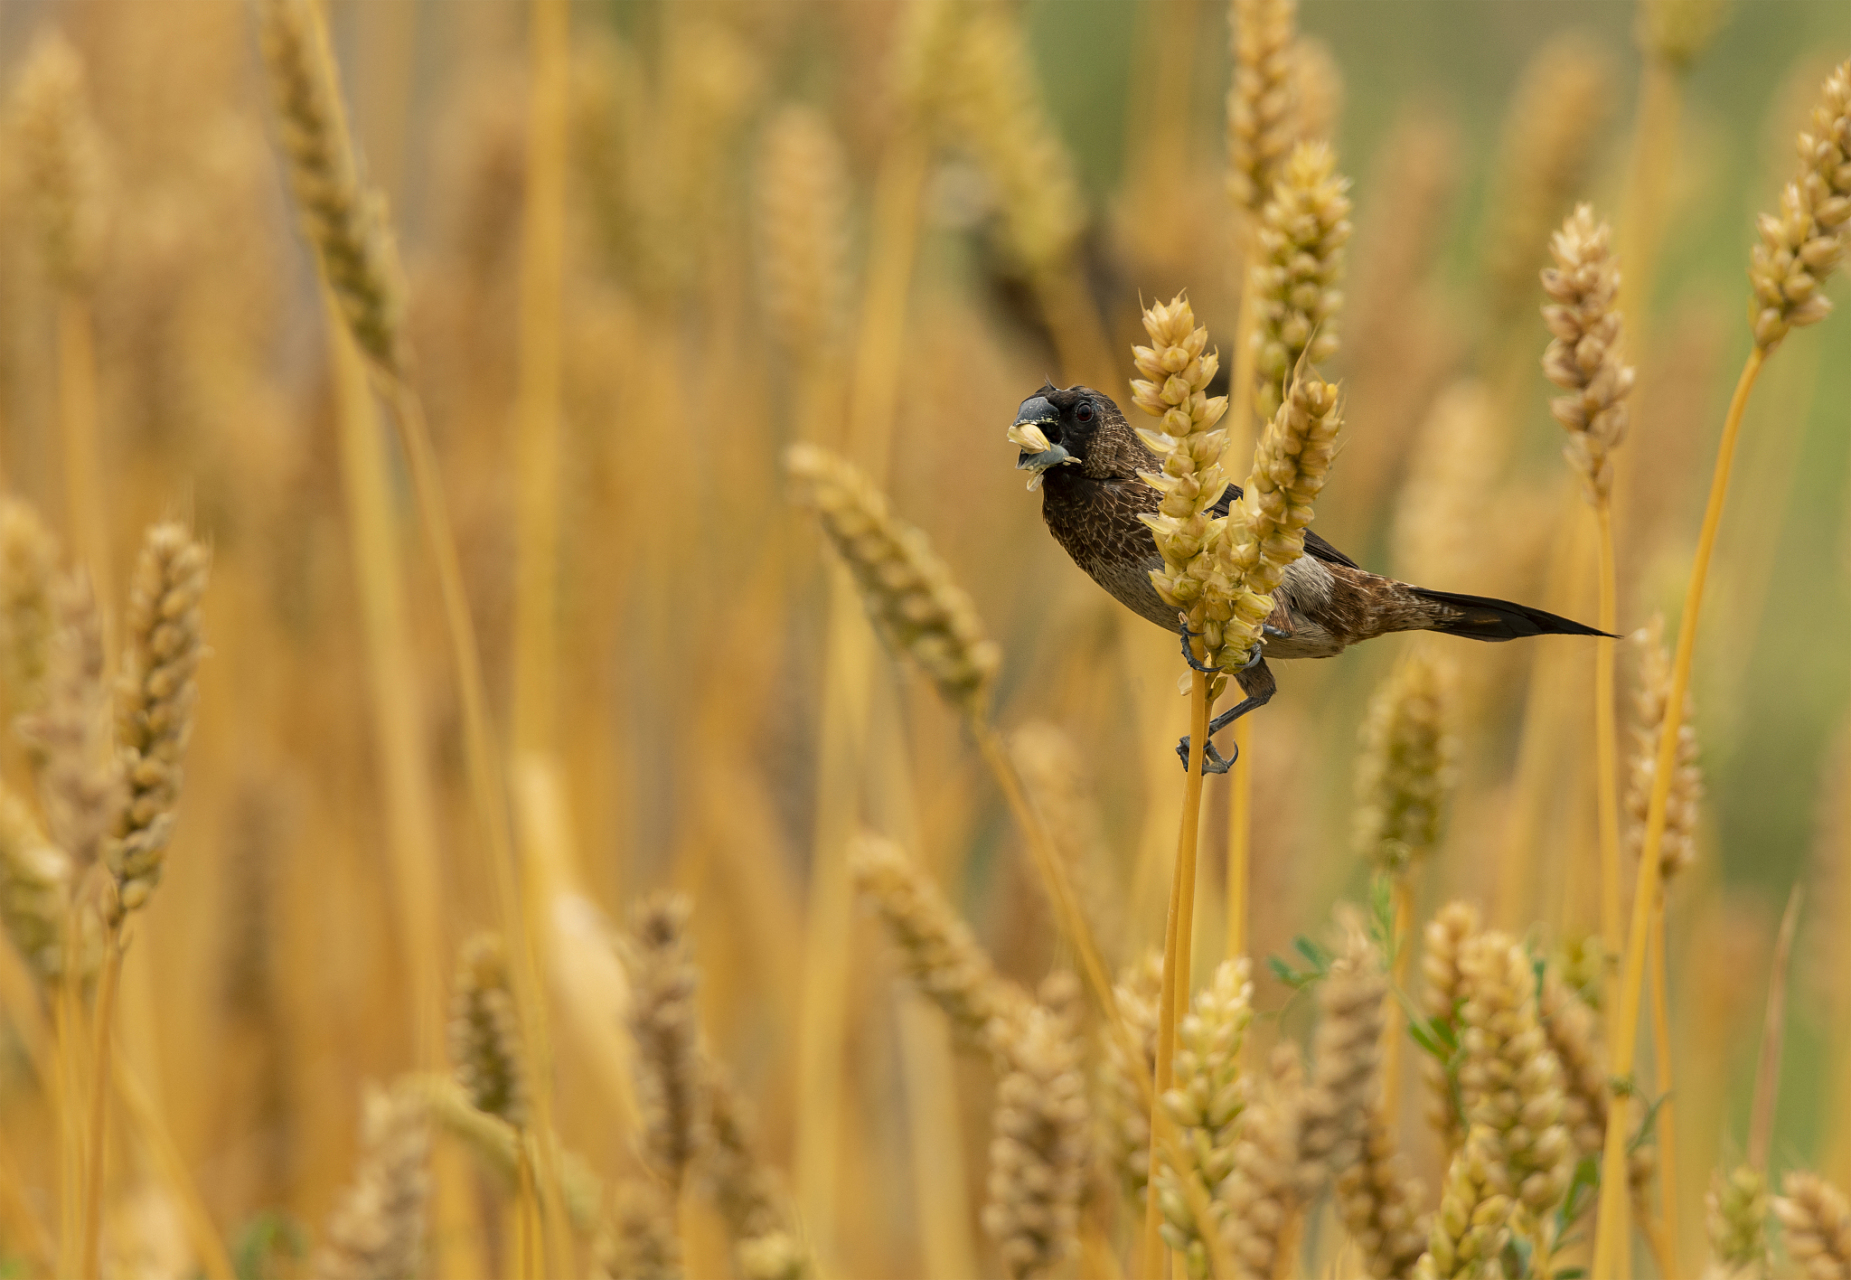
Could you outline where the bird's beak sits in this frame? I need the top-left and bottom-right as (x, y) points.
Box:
(1009, 399), (1078, 491)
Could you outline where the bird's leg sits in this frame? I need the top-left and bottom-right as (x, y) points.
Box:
(1176, 619), (1222, 675)
(1176, 658), (1277, 774)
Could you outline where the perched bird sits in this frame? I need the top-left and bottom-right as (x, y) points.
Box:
(1010, 383), (1607, 771)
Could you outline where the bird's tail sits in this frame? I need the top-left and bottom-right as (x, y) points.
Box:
(1412, 587), (1611, 642)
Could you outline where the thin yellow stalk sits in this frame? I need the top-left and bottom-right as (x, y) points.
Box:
(1143, 670), (1213, 1280)
(1595, 503), (1623, 1006)
(78, 933), (120, 1280)
(793, 571), (872, 1264)
(510, 0), (570, 761)
(54, 938), (84, 1278)
(327, 308), (444, 1067)
(56, 298), (110, 616)
(1225, 237), (1259, 967)
(1591, 347), (1764, 1280)
(1381, 875), (1414, 1121)
(112, 1058), (236, 1280)
(842, 130), (928, 480)
(1648, 900), (1680, 1275)
(381, 377), (573, 1271)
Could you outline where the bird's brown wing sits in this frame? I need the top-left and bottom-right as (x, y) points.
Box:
(1207, 485), (1361, 570)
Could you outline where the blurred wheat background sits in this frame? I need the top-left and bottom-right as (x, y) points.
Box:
(0, 0), (1847, 1278)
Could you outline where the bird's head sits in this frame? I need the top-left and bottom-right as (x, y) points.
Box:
(1007, 384), (1141, 490)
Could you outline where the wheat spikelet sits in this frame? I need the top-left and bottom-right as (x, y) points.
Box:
(1541, 204), (1635, 504)
(1156, 958), (1254, 1277)
(1218, 1044), (1307, 1280)
(256, 0), (407, 378)
(1291, 38), (1344, 147)
(1705, 1164), (1769, 1280)
(1639, 0), (1731, 66)
(1625, 615), (1702, 885)
(17, 572), (120, 876)
(754, 106), (850, 359)
(1354, 649), (1456, 876)
(448, 932), (527, 1128)
(1774, 1172), (1851, 1280)
(1414, 1123), (1515, 1279)
(1536, 967), (1607, 1165)
(0, 499), (59, 721)
(1482, 35), (1614, 318)
(1299, 930), (1388, 1188)
(313, 1082), (431, 1280)
(706, 1073), (809, 1280)
(1454, 931), (1573, 1253)
(109, 521), (210, 921)
(1128, 295), (1236, 660)
(1218, 366), (1343, 667)
(1009, 721), (1120, 960)
(1748, 60), (1851, 350)
(1250, 141), (1352, 417)
(982, 975), (1090, 1280)
(595, 1180), (682, 1280)
(1420, 901), (1480, 1149)
(786, 443), (1001, 717)
(621, 893), (707, 1189)
(1227, 0), (1300, 215)
(4, 29), (107, 291)
(1101, 949), (1163, 1205)
(1335, 1105), (1429, 1279)
(939, 4), (1085, 276)
(851, 832), (1027, 1053)
(0, 781), (74, 984)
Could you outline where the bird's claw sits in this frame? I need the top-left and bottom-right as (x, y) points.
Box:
(1177, 622), (1222, 675)
(1175, 733), (1236, 774)
(1263, 623), (1288, 641)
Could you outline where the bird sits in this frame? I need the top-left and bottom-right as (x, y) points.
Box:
(1008, 383), (1609, 772)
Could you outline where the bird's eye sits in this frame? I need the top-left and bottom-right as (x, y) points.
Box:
(1075, 403), (1095, 423)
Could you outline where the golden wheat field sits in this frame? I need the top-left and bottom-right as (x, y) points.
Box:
(0, 0), (1848, 1277)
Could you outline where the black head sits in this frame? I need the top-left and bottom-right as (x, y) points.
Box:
(1008, 384), (1141, 487)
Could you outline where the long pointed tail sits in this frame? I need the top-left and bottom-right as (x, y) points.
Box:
(1412, 587), (1612, 642)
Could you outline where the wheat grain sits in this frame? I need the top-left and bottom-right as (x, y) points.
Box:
(1626, 615), (1703, 885)
(1420, 901), (1480, 1148)
(850, 832), (1027, 1054)
(449, 932), (527, 1128)
(17, 573), (119, 877)
(312, 1082), (431, 1280)
(1156, 958), (1253, 1278)
(982, 975), (1090, 1280)
(1101, 950), (1164, 1205)
(1541, 204), (1635, 504)
(1335, 1106), (1429, 1279)
(109, 521), (210, 921)
(0, 500), (59, 721)
(1250, 141), (1352, 417)
(595, 1180), (682, 1280)
(1228, 0), (1300, 215)
(1355, 650), (1456, 875)
(1774, 1172), (1851, 1280)
(786, 443), (1001, 717)
(622, 893), (707, 1189)
(1414, 1123), (1515, 1279)
(1705, 1164), (1769, 1280)
(1748, 60), (1851, 350)
(1218, 1044), (1307, 1280)
(4, 30), (107, 291)
(1128, 294), (1236, 663)
(706, 1073), (808, 1280)
(754, 106), (850, 359)
(0, 781), (75, 984)
(256, 0), (407, 378)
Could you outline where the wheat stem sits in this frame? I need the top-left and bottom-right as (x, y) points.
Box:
(77, 929), (120, 1280)
(1648, 899), (1680, 1275)
(1592, 345), (1764, 1280)
(510, 0), (570, 761)
(1595, 502), (1623, 1009)
(1144, 670), (1214, 1280)
(327, 308), (445, 1068)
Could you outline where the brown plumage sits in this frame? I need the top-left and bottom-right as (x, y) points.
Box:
(1012, 385), (1604, 768)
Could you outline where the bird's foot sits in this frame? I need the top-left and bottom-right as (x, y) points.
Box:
(1177, 621), (1222, 675)
(1263, 623), (1288, 641)
(1175, 733), (1235, 775)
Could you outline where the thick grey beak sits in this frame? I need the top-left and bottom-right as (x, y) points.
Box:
(1008, 397), (1077, 489)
